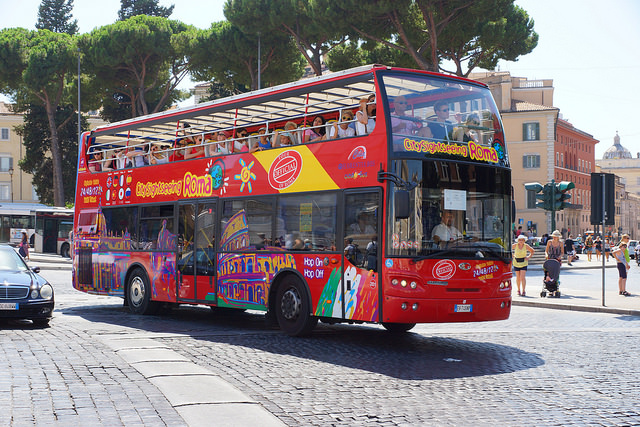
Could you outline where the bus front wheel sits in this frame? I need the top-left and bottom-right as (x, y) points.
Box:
(127, 268), (157, 315)
(275, 276), (317, 336)
(382, 322), (416, 333)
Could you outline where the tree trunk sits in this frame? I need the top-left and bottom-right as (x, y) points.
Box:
(45, 103), (65, 206)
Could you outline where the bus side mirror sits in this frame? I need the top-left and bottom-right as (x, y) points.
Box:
(395, 190), (409, 220)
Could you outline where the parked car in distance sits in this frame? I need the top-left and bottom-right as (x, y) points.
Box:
(628, 240), (638, 259)
(0, 245), (54, 326)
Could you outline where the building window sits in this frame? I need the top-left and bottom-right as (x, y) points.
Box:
(0, 128), (8, 141)
(523, 122), (539, 141)
(0, 183), (9, 201)
(526, 189), (537, 209)
(0, 157), (13, 172)
(522, 154), (540, 168)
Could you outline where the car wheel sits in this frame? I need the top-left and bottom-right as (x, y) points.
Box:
(60, 243), (70, 258)
(275, 275), (317, 336)
(32, 318), (50, 327)
(127, 268), (158, 315)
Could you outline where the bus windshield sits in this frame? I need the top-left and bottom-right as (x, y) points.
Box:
(389, 159), (511, 261)
(381, 73), (506, 166)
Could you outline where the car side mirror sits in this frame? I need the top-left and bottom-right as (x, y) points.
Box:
(31, 266), (41, 273)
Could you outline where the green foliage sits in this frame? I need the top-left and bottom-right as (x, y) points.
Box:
(326, 41), (415, 71)
(36, 0), (78, 35)
(225, 0), (351, 76)
(79, 15), (194, 118)
(325, 0), (537, 76)
(16, 104), (87, 205)
(0, 27), (78, 206)
(437, 1), (538, 76)
(118, 0), (174, 20)
(188, 21), (305, 91)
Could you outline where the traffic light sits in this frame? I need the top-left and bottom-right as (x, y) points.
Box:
(553, 181), (574, 210)
(524, 182), (547, 210)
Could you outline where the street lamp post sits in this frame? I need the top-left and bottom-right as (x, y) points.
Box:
(8, 167), (13, 203)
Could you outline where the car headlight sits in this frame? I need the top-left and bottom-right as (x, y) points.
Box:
(39, 284), (53, 300)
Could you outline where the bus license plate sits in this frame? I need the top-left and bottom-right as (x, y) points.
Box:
(0, 303), (18, 310)
(454, 304), (472, 313)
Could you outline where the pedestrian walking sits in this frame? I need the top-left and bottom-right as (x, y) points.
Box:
(564, 234), (575, 265)
(618, 234), (631, 264)
(19, 229), (30, 261)
(604, 238), (611, 262)
(584, 234), (593, 262)
(612, 243), (631, 296)
(595, 236), (602, 261)
(545, 230), (564, 265)
(512, 235), (535, 296)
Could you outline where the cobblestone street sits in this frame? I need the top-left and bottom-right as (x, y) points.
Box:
(2, 266), (640, 426)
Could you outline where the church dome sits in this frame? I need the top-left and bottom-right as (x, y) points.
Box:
(603, 131), (632, 159)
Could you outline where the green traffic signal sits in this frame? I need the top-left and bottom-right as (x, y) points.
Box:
(554, 181), (574, 210)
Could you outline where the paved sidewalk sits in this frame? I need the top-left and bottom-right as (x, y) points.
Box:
(513, 256), (640, 317)
(25, 251), (72, 270)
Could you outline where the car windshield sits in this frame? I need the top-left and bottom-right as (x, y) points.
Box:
(0, 248), (29, 271)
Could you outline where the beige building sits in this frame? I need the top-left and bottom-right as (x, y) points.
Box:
(596, 133), (640, 239)
(0, 102), (36, 203)
(471, 71), (599, 238)
(0, 101), (106, 204)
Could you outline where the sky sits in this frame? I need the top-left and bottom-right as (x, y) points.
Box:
(0, 0), (638, 159)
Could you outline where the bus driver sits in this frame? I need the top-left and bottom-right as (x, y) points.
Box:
(431, 210), (462, 246)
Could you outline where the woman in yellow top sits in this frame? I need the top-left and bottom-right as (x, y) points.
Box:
(512, 234), (535, 296)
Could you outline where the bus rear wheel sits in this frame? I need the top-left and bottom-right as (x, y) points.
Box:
(127, 268), (157, 315)
(275, 276), (317, 336)
(382, 322), (416, 333)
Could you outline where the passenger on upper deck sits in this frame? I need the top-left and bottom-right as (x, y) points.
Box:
(185, 133), (206, 159)
(148, 143), (169, 164)
(420, 100), (453, 141)
(328, 110), (356, 140)
(391, 95), (419, 135)
(215, 131), (234, 154)
(170, 139), (187, 162)
(115, 145), (146, 168)
(249, 126), (271, 152)
(356, 94), (376, 135)
(88, 151), (103, 172)
(303, 116), (327, 143)
(273, 122), (300, 147)
(452, 113), (480, 143)
(233, 128), (250, 153)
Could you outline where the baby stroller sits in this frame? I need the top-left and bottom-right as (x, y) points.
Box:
(541, 259), (561, 298)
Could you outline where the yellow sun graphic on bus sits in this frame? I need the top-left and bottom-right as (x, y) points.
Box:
(234, 159), (256, 193)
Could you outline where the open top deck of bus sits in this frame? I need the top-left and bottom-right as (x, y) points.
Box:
(82, 64), (502, 172)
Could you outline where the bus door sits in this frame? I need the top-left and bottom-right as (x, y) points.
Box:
(177, 201), (217, 303)
(343, 190), (381, 322)
(42, 217), (58, 253)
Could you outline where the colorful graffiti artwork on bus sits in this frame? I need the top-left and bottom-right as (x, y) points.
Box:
(315, 264), (379, 322)
(234, 158), (257, 193)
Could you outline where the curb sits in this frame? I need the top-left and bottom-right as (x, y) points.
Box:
(512, 299), (640, 317)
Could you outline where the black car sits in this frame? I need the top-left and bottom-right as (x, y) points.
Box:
(0, 246), (54, 326)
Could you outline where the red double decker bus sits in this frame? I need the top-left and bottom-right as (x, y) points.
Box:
(73, 65), (512, 335)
